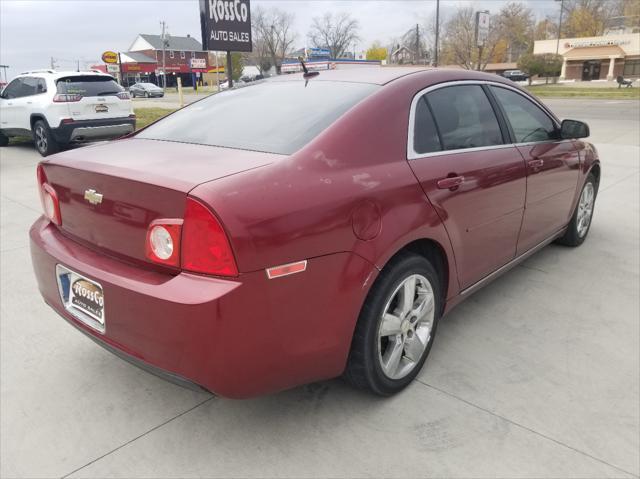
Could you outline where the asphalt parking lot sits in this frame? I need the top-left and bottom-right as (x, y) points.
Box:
(1, 99), (638, 478)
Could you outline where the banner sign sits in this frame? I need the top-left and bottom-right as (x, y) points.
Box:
(190, 58), (207, 69)
(200, 0), (252, 52)
(475, 11), (490, 47)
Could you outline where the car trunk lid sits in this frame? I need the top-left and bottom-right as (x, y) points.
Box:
(41, 138), (280, 267)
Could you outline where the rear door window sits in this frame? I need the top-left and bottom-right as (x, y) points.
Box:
(426, 85), (503, 151)
(56, 76), (123, 97)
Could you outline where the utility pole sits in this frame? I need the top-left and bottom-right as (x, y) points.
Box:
(555, 0), (565, 56)
(160, 20), (168, 88)
(415, 24), (420, 64)
(50, 57), (57, 70)
(434, 0), (440, 67)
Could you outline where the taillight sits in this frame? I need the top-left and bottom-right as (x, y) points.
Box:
(53, 93), (82, 102)
(145, 219), (182, 267)
(182, 197), (238, 277)
(36, 164), (61, 225)
(117, 92), (130, 100)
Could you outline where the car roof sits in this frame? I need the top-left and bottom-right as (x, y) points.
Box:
(271, 67), (429, 85)
(15, 70), (115, 81)
(269, 67), (511, 86)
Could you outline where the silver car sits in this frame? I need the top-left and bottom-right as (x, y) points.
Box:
(129, 82), (164, 98)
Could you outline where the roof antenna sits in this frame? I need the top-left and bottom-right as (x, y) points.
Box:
(298, 56), (319, 79)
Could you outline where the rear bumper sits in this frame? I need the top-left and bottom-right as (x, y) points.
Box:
(30, 216), (376, 398)
(52, 118), (135, 144)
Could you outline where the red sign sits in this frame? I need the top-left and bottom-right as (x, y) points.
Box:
(122, 63), (157, 73)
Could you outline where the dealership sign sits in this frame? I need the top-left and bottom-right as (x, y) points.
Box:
(101, 51), (118, 64)
(200, 0), (252, 52)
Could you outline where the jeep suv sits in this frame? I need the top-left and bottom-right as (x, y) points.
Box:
(0, 70), (135, 156)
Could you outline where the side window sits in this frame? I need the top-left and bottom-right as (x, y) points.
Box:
(36, 78), (47, 94)
(413, 96), (442, 154)
(19, 77), (38, 97)
(491, 86), (557, 143)
(1, 79), (23, 99)
(426, 85), (503, 151)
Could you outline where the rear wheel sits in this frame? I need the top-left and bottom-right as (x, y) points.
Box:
(344, 252), (442, 396)
(557, 173), (597, 246)
(33, 120), (59, 157)
(0, 132), (8, 147)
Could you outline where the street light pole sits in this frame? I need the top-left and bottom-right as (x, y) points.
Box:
(434, 0), (440, 67)
(555, 0), (564, 56)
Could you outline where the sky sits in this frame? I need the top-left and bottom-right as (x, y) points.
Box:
(0, 0), (562, 80)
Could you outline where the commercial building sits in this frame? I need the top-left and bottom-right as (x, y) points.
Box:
(534, 33), (640, 81)
(93, 34), (211, 87)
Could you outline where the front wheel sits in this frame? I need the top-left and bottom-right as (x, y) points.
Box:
(33, 120), (59, 157)
(557, 173), (597, 246)
(344, 252), (442, 396)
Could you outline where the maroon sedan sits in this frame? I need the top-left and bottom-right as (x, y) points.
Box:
(30, 68), (599, 398)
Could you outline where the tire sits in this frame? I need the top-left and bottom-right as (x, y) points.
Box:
(344, 252), (442, 396)
(0, 132), (8, 147)
(557, 173), (597, 246)
(130, 91), (136, 98)
(32, 120), (59, 157)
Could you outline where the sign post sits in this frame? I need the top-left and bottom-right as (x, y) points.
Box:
(475, 11), (490, 71)
(199, 0), (252, 88)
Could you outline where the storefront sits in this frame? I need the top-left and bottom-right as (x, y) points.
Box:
(534, 34), (640, 81)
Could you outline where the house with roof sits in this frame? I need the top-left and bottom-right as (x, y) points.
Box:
(123, 33), (209, 87)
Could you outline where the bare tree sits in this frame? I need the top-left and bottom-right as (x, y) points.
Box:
(494, 2), (534, 62)
(252, 6), (296, 74)
(307, 12), (360, 58)
(440, 7), (500, 70)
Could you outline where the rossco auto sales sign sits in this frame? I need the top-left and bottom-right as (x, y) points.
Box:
(200, 0), (252, 52)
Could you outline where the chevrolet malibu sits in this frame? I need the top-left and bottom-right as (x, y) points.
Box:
(30, 68), (600, 398)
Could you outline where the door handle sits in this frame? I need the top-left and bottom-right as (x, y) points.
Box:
(437, 175), (465, 190)
(528, 159), (544, 168)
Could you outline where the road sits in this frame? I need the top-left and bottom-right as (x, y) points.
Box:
(1, 99), (638, 478)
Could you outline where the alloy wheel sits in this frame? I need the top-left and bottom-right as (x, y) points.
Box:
(35, 125), (47, 153)
(377, 274), (435, 380)
(577, 182), (595, 238)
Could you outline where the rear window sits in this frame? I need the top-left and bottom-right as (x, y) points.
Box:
(137, 80), (379, 155)
(56, 76), (123, 97)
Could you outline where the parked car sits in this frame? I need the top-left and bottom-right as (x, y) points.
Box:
(501, 69), (530, 82)
(129, 82), (164, 98)
(0, 70), (134, 156)
(30, 68), (599, 398)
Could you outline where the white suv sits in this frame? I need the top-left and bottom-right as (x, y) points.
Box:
(0, 70), (135, 156)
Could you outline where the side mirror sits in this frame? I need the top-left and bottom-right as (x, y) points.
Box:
(560, 119), (589, 139)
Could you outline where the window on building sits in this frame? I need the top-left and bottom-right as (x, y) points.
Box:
(170, 51), (175, 59)
(180, 51), (186, 59)
(623, 59), (640, 77)
(191, 51), (196, 59)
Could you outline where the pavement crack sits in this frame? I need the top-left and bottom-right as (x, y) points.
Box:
(415, 379), (638, 478)
(60, 395), (215, 478)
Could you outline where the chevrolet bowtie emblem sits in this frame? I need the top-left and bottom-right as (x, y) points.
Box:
(84, 189), (103, 205)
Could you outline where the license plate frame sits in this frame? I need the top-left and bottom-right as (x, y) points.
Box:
(56, 265), (106, 333)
